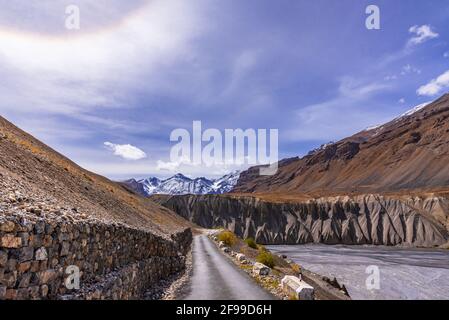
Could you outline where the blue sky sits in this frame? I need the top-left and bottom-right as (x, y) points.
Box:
(0, 0), (448, 179)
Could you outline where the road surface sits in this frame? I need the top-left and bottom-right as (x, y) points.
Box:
(183, 235), (274, 300)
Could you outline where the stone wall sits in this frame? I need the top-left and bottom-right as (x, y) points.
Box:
(0, 213), (192, 300)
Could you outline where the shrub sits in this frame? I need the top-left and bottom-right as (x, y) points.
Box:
(256, 250), (275, 268)
(244, 237), (257, 249)
(288, 293), (299, 300)
(217, 230), (237, 246)
(291, 263), (301, 276)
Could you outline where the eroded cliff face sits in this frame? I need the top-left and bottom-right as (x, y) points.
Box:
(156, 194), (449, 247)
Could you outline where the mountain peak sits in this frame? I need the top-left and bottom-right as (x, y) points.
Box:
(123, 172), (241, 196)
(172, 173), (188, 179)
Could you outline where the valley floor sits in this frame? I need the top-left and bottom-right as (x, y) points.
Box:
(268, 244), (449, 300)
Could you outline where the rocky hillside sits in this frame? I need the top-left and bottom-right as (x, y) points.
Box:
(233, 93), (449, 195)
(0, 116), (190, 236)
(0, 116), (192, 299)
(154, 193), (449, 247)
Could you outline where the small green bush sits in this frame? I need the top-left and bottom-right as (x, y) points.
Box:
(217, 230), (237, 246)
(256, 250), (275, 268)
(291, 263), (301, 276)
(244, 237), (257, 249)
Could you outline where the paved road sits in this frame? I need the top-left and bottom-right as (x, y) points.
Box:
(183, 235), (274, 300)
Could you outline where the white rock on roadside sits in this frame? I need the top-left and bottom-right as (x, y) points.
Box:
(281, 275), (315, 300)
(221, 247), (230, 254)
(253, 262), (270, 276)
(236, 253), (247, 263)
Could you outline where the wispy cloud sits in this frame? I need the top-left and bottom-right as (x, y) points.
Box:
(401, 64), (421, 75)
(407, 25), (439, 46)
(287, 78), (392, 141)
(417, 70), (449, 96)
(0, 0), (205, 116)
(1, 2), (447, 179)
(104, 142), (147, 160)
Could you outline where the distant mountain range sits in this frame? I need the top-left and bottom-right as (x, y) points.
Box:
(122, 171), (240, 196)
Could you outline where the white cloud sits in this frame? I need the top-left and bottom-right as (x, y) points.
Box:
(417, 70), (449, 96)
(156, 155), (249, 176)
(408, 25), (439, 46)
(0, 0), (205, 116)
(221, 50), (260, 96)
(399, 98), (405, 104)
(401, 64), (421, 75)
(156, 156), (192, 172)
(104, 142), (147, 160)
(384, 75), (397, 81)
(444, 52), (449, 58)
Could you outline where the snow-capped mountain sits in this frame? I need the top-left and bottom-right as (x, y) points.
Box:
(123, 171), (241, 196)
(211, 171), (241, 193)
(307, 141), (335, 156)
(396, 101), (431, 119)
(364, 101), (432, 133)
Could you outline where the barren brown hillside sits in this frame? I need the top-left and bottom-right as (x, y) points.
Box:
(0, 116), (190, 238)
(234, 93), (449, 196)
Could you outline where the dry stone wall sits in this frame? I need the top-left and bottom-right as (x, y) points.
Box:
(0, 212), (191, 300)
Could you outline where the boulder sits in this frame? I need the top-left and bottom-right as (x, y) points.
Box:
(35, 247), (48, 261)
(281, 275), (315, 300)
(19, 246), (34, 262)
(1, 235), (22, 248)
(253, 262), (270, 276)
(0, 221), (15, 232)
(236, 253), (247, 263)
(221, 247), (230, 254)
(0, 250), (7, 267)
(60, 241), (70, 256)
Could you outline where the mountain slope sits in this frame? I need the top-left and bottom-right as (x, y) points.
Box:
(233, 93), (449, 195)
(0, 116), (190, 237)
(123, 171), (240, 196)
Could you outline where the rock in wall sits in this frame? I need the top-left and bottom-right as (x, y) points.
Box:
(0, 212), (191, 300)
(157, 194), (449, 247)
